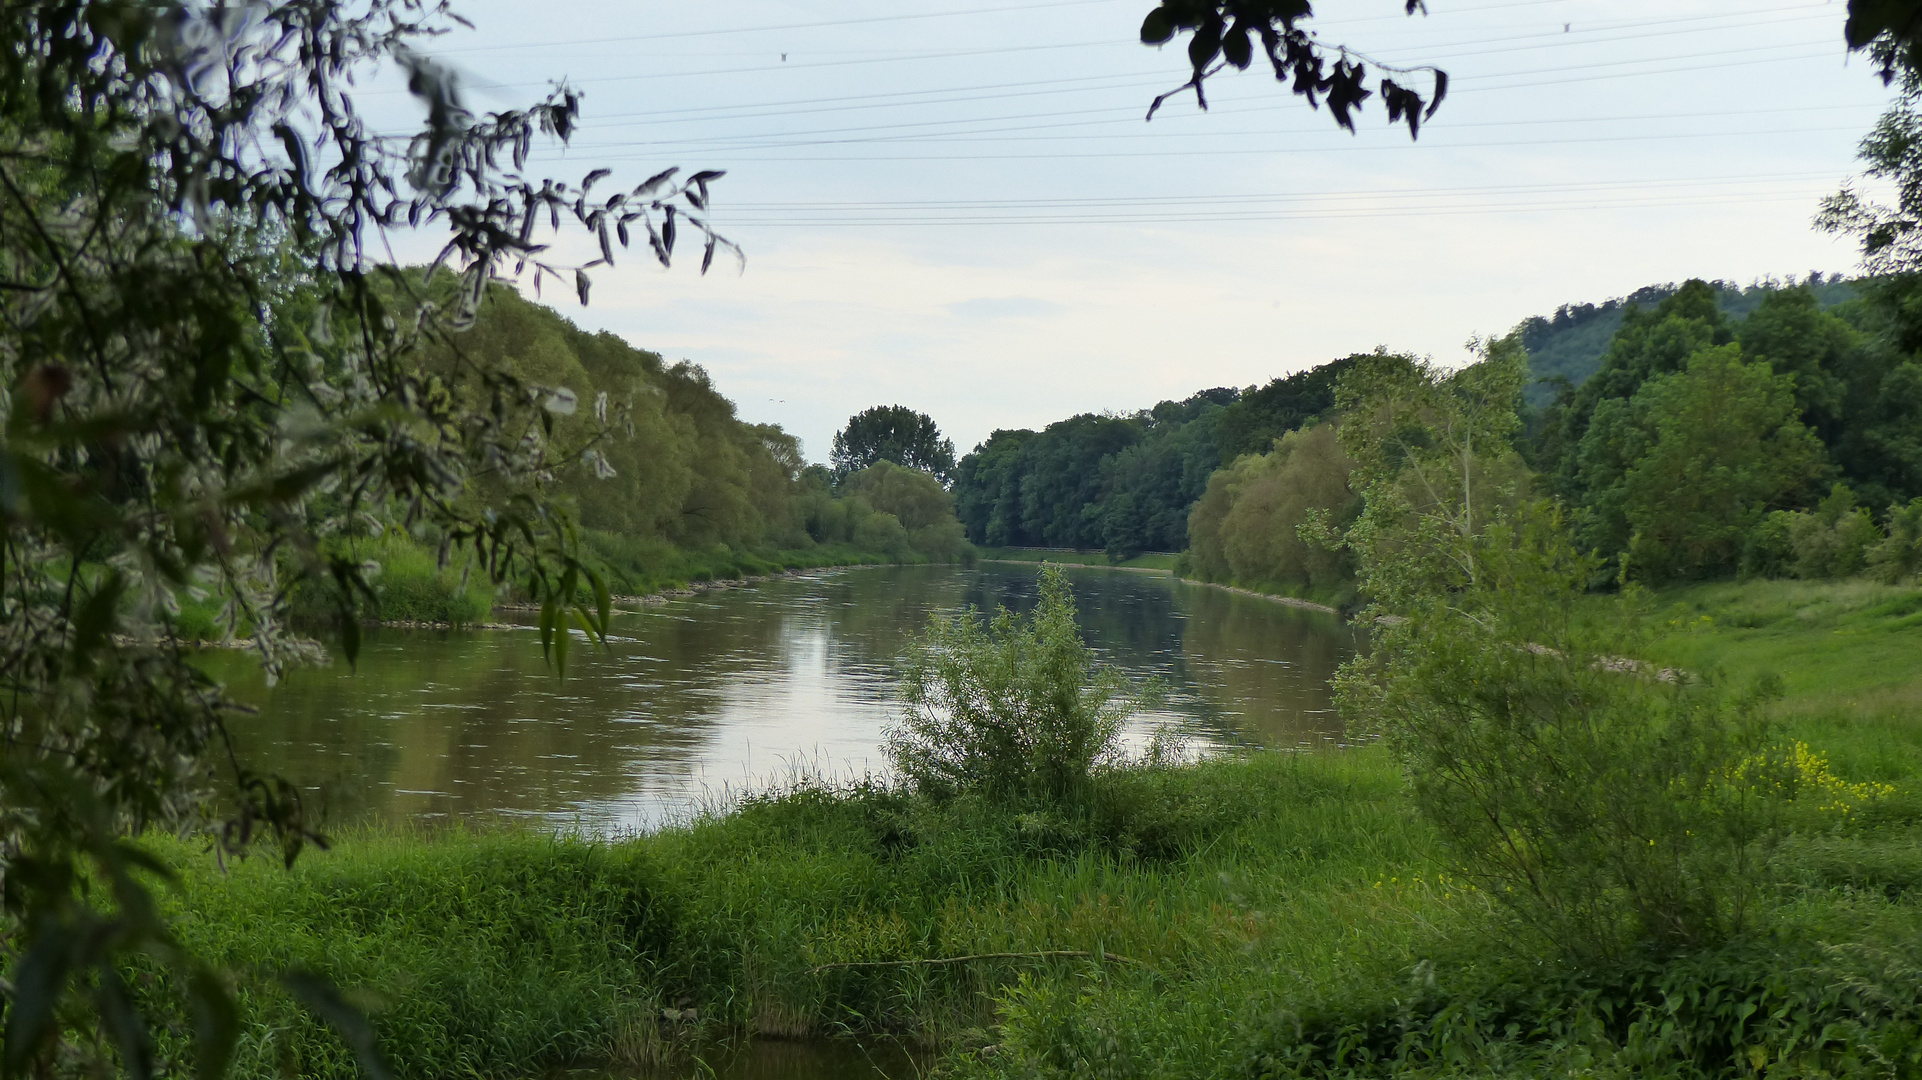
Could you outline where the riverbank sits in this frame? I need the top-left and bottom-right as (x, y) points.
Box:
(974, 547), (1180, 572)
(149, 576), (1922, 1079)
(977, 548), (1345, 616)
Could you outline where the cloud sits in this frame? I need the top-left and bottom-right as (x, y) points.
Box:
(945, 296), (1066, 320)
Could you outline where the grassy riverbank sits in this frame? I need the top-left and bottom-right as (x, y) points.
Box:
(148, 576), (1922, 1079)
(976, 547), (1181, 572)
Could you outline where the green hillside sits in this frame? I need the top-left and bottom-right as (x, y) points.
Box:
(1520, 275), (1860, 405)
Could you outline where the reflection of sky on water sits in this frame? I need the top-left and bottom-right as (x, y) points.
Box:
(202, 564), (1355, 833)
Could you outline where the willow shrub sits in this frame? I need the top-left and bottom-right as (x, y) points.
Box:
(1341, 504), (1784, 960)
(886, 566), (1156, 806)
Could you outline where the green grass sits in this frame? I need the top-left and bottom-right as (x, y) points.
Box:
(139, 576), (1922, 1079)
(1647, 578), (1922, 784)
(976, 547), (1181, 572)
(146, 752), (1449, 1079)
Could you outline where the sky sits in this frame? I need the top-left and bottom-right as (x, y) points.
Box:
(373, 0), (1900, 463)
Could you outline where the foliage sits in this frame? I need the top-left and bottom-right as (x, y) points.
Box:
(831, 405), (957, 484)
(951, 388), (1237, 555)
(1138, 1), (1446, 137)
(401, 277), (818, 553)
(885, 567), (1152, 805)
(1184, 422), (1357, 603)
(1210, 359), (1360, 462)
(839, 461), (971, 561)
(1870, 497), (1922, 581)
(1615, 345), (1829, 582)
(1343, 504), (1782, 958)
(1329, 341), (1532, 609)
(1745, 484), (1886, 581)
(0, 0), (740, 1069)
(1515, 276), (1858, 408)
(792, 462), (970, 563)
(1329, 342), (1787, 960)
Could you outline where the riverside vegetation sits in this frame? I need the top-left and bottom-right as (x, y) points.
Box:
(138, 567), (1922, 1080)
(136, 326), (1922, 1080)
(10, 1), (1922, 1078)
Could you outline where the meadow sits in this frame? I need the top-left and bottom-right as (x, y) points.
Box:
(143, 577), (1922, 1079)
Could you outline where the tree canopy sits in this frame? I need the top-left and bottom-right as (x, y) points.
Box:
(831, 405), (958, 483)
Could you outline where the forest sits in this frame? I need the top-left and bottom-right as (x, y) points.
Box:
(280, 273), (972, 624)
(958, 273), (1922, 606)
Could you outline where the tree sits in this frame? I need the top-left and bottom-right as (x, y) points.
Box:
(1327, 346), (1780, 960)
(831, 405), (957, 483)
(0, 0), (730, 1071)
(1185, 422), (1357, 601)
(1618, 346), (1828, 581)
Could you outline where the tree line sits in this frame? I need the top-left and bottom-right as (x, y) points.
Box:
(948, 360), (1361, 557)
(393, 274), (971, 592)
(949, 269), (1922, 602)
(1187, 278), (1922, 602)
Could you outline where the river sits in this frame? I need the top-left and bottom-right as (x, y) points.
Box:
(199, 563), (1356, 833)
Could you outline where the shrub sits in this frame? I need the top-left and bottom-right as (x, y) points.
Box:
(1741, 485), (1886, 581)
(885, 566), (1153, 805)
(1870, 497), (1922, 583)
(853, 510), (909, 557)
(1343, 503), (1782, 960)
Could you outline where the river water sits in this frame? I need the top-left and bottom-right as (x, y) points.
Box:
(199, 563), (1356, 833)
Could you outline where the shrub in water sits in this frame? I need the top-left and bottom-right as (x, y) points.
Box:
(885, 566), (1152, 805)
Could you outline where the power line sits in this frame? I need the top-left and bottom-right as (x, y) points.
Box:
(427, 0), (1125, 55)
(554, 45), (1843, 154)
(543, 4), (1831, 133)
(559, 120), (1858, 165)
(427, 0), (1594, 58)
(706, 189), (1830, 226)
(715, 172), (1845, 211)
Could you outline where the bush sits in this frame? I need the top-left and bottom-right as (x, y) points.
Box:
(1345, 503), (1781, 959)
(1870, 497), (1922, 583)
(1743, 485), (1886, 581)
(853, 510), (909, 557)
(885, 566), (1153, 805)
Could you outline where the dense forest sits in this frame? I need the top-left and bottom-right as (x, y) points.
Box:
(957, 273), (1920, 603)
(1519, 273), (1859, 405)
(1187, 277), (1922, 603)
(950, 360), (1360, 557)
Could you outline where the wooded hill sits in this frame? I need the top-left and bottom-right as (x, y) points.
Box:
(952, 275), (1889, 567)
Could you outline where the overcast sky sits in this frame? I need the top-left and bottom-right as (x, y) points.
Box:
(381, 0), (1896, 463)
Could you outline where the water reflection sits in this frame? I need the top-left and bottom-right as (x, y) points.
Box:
(200, 564), (1355, 832)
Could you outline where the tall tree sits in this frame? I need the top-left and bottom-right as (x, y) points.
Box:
(831, 405), (958, 483)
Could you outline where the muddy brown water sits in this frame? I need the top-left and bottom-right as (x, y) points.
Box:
(199, 563), (1357, 832)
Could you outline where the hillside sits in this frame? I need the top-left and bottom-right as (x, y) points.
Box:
(1519, 274), (1860, 404)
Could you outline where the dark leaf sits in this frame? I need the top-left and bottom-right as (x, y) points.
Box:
(94, 968), (154, 1080)
(5, 930), (74, 1077)
(634, 166), (679, 198)
(662, 206), (678, 258)
(187, 967), (239, 1080)
(280, 972), (392, 1080)
(1140, 7), (1175, 44)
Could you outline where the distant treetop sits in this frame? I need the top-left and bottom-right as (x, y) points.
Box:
(832, 405), (958, 484)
